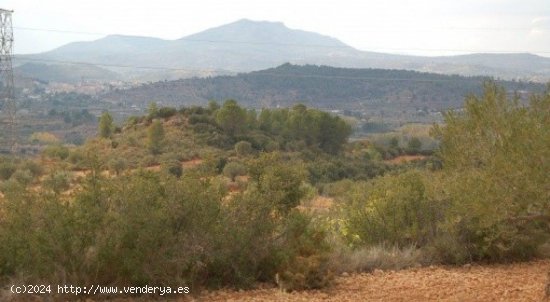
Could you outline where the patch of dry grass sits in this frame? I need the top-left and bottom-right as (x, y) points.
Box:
(330, 244), (429, 274)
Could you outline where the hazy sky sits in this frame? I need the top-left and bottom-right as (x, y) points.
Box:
(3, 0), (550, 56)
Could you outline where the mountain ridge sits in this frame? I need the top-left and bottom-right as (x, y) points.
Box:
(15, 19), (550, 83)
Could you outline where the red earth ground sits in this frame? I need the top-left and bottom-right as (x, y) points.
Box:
(4, 260), (549, 301)
(196, 259), (550, 302)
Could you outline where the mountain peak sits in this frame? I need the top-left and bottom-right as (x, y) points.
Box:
(211, 18), (291, 34)
(229, 18), (287, 29)
(181, 18), (350, 49)
(97, 34), (166, 44)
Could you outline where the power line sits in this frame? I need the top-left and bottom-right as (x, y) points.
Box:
(12, 26), (363, 49)
(361, 47), (550, 55)
(15, 57), (223, 73)
(12, 26), (550, 54)
(13, 25), (541, 36)
(14, 26), (107, 36)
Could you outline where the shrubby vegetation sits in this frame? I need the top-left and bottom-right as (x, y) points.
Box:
(338, 171), (441, 248)
(48, 108), (95, 126)
(104, 64), (545, 115)
(98, 111), (114, 139)
(0, 83), (548, 297)
(147, 120), (165, 154)
(336, 82), (550, 264)
(430, 82), (550, 262)
(29, 132), (60, 145)
(1, 101), (351, 295)
(0, 157), (329, 293)
(42, 144), (70, 160)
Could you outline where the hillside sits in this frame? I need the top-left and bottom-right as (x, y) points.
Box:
(1, 86), (549, 300)
(424, 53), (550, 80)
(102, 64), (544, 111)
(15, 62), (120, 84)
(15, 19), (550, 82)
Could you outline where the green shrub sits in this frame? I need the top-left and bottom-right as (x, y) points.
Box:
(234, 141), (253, 157)
(321, 179), (355, 197)
(0, 183), (73, 278)
(157, 107), (177, 119)
(98, 111), (114, 138)
(20, 160), (43, 177)
(147, 120), (165, 155)
(140, 155), (158, 167)
(10, 169), (34, 186)
(0, 169), (332, 292)
(0, 162), (16, 180)
(223, 162), (246, 181)
(264, 140), (280, 152)
(124, 116), (140, 128)
(188, 114), (215, 126)
(431, 82), (550, 262)
(339, 171), (443, 248)
(29, 132), (60, 145)
(205, 132), (233, 149)
(258, 163), (308, 215)
(111, 140), (119, 149)
(161, 159), (183, 178)
(43, 171), (70, 194)
(406, 137), (422, 154)
(43, 144), (70, 160)
(276, 255), (332, 292)
(307, 156), (387, 184)
(108, 158), (128, 175)
(274, 212), (333, 291)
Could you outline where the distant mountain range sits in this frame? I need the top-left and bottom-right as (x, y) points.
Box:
(102, 64), (545, 112)
(14, 19), (550, 83)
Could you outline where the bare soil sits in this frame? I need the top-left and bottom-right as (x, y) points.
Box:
(4, 260), (548, 301)
(198, 259), (550, 302)
(385, 155), (427, 164)
(181, 158), (203, 169)
(297, 196), (334, 213)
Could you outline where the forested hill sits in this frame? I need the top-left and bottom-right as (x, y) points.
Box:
(103, 64), (544, 111)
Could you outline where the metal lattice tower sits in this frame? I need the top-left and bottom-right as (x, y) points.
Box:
(0, 8), (15, 153)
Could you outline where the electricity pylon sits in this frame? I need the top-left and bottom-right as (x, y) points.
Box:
(0, 8), (15, 153)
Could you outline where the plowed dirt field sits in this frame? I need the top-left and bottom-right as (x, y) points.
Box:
(198, 259), (550, 302)
(5, 260), (549, 301)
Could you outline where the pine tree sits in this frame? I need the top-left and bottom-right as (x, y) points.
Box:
(98, 111), (114, 138)
(148, 120), (165, 154)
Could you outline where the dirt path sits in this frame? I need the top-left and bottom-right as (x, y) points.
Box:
(199, 260), (550, 301)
